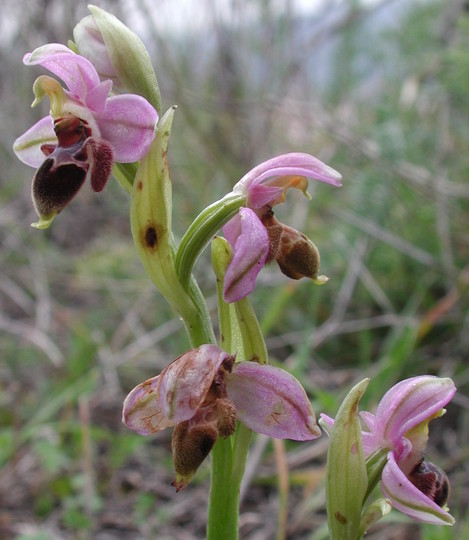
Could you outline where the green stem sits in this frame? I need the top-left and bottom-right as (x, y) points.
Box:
(129, 107), (215, 348)
(175, 192), (245, 291)
(233, 298), (268, 364)
(207, 423), (253, 540)
(231, 423), (253, 488)
(207, 237), (271, 539)
(188, 274), (217, 346)
(115, 159), (215, 346)
(207, 437), (236, 540)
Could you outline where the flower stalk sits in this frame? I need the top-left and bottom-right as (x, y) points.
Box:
(208, 237), (254, 540)
(175, 192), (246, 291)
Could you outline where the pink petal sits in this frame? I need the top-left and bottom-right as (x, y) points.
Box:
(226, 362), (321, 440)
(223, 208), (269, 302)
(13, 116), (56, 167)
(157, 345), (232, 423)
(321, 411), (378, 456)
(122, 345), (233, 436)
(381, 452), (455, 525)
(222, 211), (243, 247)
(375, 376), (456, 448)
(248, 183), (285, 208)
(86, 80), (112, 114)
(24, 44), (100, 99)
(361, 432), (379, 456)
(318, 413), (334, 436)
(122, 373), (171, 435)
(360, 411), (376, 431)
(232, 152), (342, 207)
(359, 411), (380, 455)
(95, 94), (158, 162)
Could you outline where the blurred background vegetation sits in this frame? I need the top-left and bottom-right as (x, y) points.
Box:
(1, 0), (468, 538)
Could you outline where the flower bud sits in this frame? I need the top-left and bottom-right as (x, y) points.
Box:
(73, 15), (119, 86)
(74, 6), (161, 112)
(262, 210), (328, 284)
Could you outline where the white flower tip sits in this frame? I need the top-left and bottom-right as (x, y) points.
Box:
(309, 423), (322, 438)
(313, 275), (329, 285)
(318, 163), (342, 187)
(333, 172), (343, 186)
(31, 216), (53, 230)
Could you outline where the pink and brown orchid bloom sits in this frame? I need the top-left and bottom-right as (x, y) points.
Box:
(122, 344), (320, 490)
(13, 44), (158, 229)
(321, 375), (456, 525)
(222, 153), (342, 303)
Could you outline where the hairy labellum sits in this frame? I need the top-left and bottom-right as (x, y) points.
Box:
(408, 459), (450, 508)
(171, 393), (237, 491)
(262, 210), (321, 280)
(171, 420), (218, 492)
(32, 114), (113, 222)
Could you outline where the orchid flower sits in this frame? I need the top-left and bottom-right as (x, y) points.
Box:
(320, 375), (456, 526)
(222, 153), (342, 302)
(123, 344), (320, 490)
(13, 44), (158, 229)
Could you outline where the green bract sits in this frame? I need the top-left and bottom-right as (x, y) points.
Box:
(130, 107), (214, 346)
(359, 498), (392, 538)
(321, 379), (369, 540)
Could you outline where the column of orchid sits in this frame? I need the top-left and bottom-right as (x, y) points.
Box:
(13, 5), (456, 539)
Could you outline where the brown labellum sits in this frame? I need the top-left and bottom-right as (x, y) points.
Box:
(262, 210), (321, 280)
(214, 397), (237, 438)
(408, 459), (450, 507)
(32, 114), (114, 221)
(32, 159), (89, 218)
(170, 360), (237, 491)
(171, 420), (218, 492)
